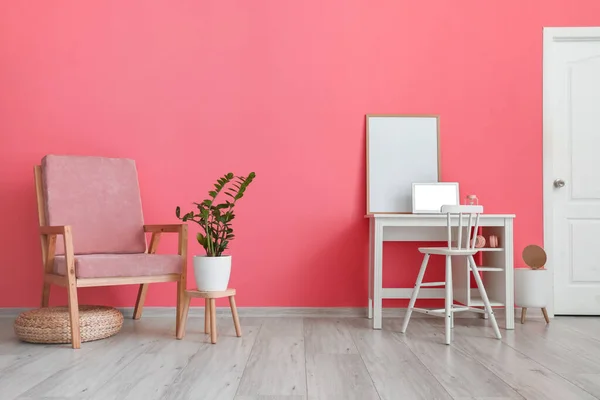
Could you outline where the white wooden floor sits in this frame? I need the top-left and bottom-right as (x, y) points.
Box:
(1, 314), (600, 400)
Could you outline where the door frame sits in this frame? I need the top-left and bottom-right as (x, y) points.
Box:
(543, 27), (600, 317)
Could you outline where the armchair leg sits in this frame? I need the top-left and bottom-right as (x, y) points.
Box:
(133, 284), (149, 320)
(176, 292), (191, 340)
(176, 279), (184, 335)
(67, 285), (81, 349)
(41, 282), (51, 307)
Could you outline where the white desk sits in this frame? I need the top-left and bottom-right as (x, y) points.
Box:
(367, 214), (516, 330)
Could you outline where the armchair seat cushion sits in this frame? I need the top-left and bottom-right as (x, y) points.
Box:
(54, 253), (183, 279)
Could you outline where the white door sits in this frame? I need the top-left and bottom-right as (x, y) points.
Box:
(544, 27), (600, 315)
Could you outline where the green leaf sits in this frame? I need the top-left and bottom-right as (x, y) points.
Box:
(179, 171), (254, 253)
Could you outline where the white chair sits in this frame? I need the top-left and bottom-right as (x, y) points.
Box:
(400, 205), (501, 344)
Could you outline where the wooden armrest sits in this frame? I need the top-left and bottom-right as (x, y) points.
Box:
(143, 224), (185, 233)
(39, 225), (71, 235)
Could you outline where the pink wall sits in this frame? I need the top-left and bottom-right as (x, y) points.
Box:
(1, 1), (599, 308)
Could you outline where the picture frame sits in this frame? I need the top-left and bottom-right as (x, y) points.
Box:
(411, 182), (460, 214)
(366, 114), (440, 214)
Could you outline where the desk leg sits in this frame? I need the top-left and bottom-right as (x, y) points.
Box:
(368, 218), (374, 319)
(504, 219), (515, 330)
(373, 221), (383, 329)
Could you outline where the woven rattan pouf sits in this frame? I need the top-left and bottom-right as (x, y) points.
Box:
(14, 305), (123, 344)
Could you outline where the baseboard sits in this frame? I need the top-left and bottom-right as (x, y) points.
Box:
(0, 306), (512, 319)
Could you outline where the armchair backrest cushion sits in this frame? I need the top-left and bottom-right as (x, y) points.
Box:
(42, 155), (147, 255)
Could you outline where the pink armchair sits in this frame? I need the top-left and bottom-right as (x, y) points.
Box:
(34, 155), (187, 349)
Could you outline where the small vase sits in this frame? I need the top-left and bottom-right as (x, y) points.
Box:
(193, 255), (232, 291)
(465, 195), (479, 205)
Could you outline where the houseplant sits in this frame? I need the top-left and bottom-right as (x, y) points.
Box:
(176, 172), (255, 291)
(514, 244), (550, 323)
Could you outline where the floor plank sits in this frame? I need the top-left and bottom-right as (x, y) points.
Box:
(86, 332), (206, 399)
(451, 319), (597, 400)
(346, 318), (451, 400)
(19, 318), (171, 399)
(304, 318), (379, 400)
(236, 319), (307, 397)
(500, 318), (600, 397)
(397, 319), (524, 399)
(303, 318), (358, 355)
(1, 315), (600, 400)
(306, 354), (380, 400)
(235, 397), (306, 400)
(163, 318), (260, 400)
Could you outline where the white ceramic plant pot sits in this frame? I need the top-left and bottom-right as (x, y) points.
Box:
(514, 268), (548, 308)
(193, 255), (232, 291)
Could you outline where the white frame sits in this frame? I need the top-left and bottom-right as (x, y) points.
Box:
(366, 114), (440, 214)
(411, 182), (459, 214)
(543, 26), (600, 318)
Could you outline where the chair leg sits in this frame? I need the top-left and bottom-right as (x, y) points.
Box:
(229, 296), (242, 337)
(176, 279), (183, 335)
(401, 254), (430, 334)
(205, 298), (211, 334)
(445, 255), (453, 345)
(67, 285), (81, 349)
(133, 284), (149, 320)
(176, 292), (191, 340)
(41, 282), (51, 307)
(468, 255), (501, 339)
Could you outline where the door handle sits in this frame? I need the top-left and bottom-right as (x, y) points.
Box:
(554, 179), (565, 188)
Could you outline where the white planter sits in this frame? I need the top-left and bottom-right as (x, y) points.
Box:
(193, 255), (231, 291)
(514, 268), (548, 308)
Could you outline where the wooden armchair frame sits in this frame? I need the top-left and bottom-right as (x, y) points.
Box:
(34, 165), (187, 349)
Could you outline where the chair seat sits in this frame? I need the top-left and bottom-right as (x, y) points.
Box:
(54, 253), (183, 279)
(418, 247), (479, 256)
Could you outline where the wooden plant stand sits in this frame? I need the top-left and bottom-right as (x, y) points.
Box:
(176, 288), (241, 344)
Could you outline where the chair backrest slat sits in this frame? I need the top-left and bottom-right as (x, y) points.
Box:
(440, 205), (484, 250)
(466, 213), (473, 250)
(457, 212), (464, 249)
(446, 212), (452, 249)
(471, 212), (481, 249)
